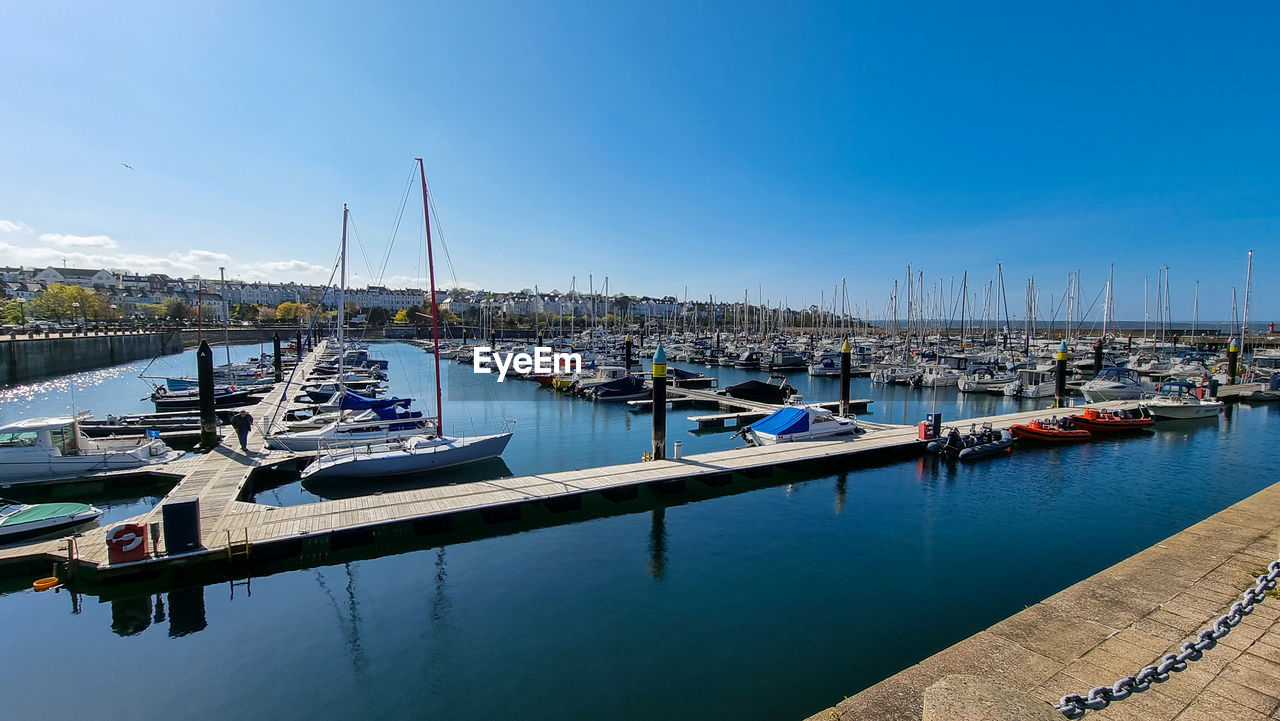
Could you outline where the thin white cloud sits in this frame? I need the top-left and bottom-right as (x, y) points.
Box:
(39, 233), (118, 249)
(0, 219), (31, 234)
(177, 249), (231, 264)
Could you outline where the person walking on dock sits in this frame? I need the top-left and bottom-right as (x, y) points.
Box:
(231, 410), (253, 452)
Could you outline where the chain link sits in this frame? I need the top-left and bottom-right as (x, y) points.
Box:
(1056, 558), (1280, 718)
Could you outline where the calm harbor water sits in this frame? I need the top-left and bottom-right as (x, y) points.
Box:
(1, 341), (1276, 721)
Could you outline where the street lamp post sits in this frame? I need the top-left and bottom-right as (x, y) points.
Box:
(72, 301), (81, 333)
(16, 298), (25, 324)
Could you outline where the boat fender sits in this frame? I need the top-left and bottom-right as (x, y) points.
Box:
(106, 524), (145, 553)
(155, 386), (168, 396)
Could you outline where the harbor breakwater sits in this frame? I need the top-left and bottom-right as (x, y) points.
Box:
(0, 331), (185, 385)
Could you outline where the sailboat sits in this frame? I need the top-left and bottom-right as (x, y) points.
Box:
(300, 158), (513, 482)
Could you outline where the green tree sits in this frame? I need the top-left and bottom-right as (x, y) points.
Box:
(366, 307), (391, 326)
(33, 283), (100, 322)
(3, 301), (24, 325)
(160, 297), (190, 320)
(232, 303), (258, 322)
(275, 301), (301, 322)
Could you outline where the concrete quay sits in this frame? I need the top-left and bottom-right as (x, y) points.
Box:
(807, 478), (1280, 721)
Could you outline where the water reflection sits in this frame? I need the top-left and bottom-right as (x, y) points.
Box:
(647, 508), (667, 580)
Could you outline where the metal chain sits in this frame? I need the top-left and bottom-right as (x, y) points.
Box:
(1056, 559), (1280, 718)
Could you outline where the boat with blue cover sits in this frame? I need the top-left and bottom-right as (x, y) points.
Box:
(740, 406), (861, 445)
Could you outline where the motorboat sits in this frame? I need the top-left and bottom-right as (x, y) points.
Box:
(1142, 382), (1224, 420)
(0, 414), (181, 484)
(732, 350), (763, 370)
(760, 350), (807, 373)
(807, 352), (842, 377)
(1009, 418), (1091, 443)
(1004, 367), (1057, 399)
(1080, 367), (1145, 403)
(724, 376), (797, 404)
(152, 385), (262, 411)
(1068, 407), (1154, 433)
(299, 429), (514, 481)
(740, 406), (860, 445)
(926, 423), (1013, 461)
(590, 376), (651, 401)
(957, 366), (1017, 394)
(0, 499), (101, 543)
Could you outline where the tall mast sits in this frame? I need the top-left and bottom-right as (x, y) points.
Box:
(1242, 250), (1254, 356)
(416, 158), (444, 435)
(338, 204), (348, 381)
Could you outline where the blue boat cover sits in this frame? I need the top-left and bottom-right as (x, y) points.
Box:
(338, 391), (410, 410)
(747, 406), (809, 435)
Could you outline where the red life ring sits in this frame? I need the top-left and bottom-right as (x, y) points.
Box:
(106, 524), (145, 553)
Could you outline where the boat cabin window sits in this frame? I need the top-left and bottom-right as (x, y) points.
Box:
(49, 425), (76, 455)
(0, 502), (19, 517)
(0, 431), (38, 447)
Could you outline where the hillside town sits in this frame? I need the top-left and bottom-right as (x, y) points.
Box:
(0, 264), (734, 329)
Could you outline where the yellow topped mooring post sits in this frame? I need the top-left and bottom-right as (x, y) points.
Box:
(1227, 337), (1239, 385)
(840, 337), (851, 417)
(1054, 340), (1069, 408)
(651, 343), (667, 460)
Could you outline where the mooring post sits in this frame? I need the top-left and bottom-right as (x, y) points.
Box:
(1054, 339), (1069, 408)
(652, 343), (667, 460)
(1127, 334), (1133, 354)
(197, 339), (219, 448)
(1227, 337), (1239, 385)
(296, 330), (303, 362)
(625, 335), (633, 371)
(1093, 337), (1103, 378)
(272, 333), (283, 382)
(715, 330), (720, 350)
(839, 337), (851, 417)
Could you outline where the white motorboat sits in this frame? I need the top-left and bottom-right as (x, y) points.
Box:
(0, 415), (181, 485)
(919, 366), (962, 388)
(1004, 367), (1057, 399)
(741, 406), (860, 446)
(299, 430), (514, 480)
(1142, 382), (1224, 419)
(0, 499), (101, 542)
(1081, 367), (1145, 403)
(957, 366), (1017, 393)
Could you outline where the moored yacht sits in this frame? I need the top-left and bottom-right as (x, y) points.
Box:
(0, 414), (180, 484)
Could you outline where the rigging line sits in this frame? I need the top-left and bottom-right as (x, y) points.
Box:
(346, 211), (377, 285)
(421, 172), (460, 287)
(375, 163), (418, 285)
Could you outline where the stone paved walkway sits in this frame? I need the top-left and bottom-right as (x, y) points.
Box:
(809, 480), (1280, 721)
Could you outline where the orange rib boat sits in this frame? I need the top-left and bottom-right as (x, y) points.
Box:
(1068, 407), (1154, 433)
(1009, 419), (1092, 443)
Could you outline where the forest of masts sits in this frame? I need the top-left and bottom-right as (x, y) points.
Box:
(464, 257), (1257, 346)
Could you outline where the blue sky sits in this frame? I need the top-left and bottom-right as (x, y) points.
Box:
(1, 2), (1275, 321)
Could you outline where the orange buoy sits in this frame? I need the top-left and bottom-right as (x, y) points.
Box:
(33, 577), (59, 592)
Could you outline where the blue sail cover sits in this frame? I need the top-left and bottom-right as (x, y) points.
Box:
(747, 406), (809, 436)
(338, 391), (411, 410)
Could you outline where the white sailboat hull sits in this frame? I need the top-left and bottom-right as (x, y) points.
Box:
(300, 432), (513, 480)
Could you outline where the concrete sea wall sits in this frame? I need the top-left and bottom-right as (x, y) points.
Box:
(1, 331), (185, 385)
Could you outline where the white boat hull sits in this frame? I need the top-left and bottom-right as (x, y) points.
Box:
(300, 432), (513, 480)
(0, 440), (179, 484)
(1145, 401), (1223, 419)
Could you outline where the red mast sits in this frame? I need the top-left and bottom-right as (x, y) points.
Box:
(417, 157), (444, 435)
